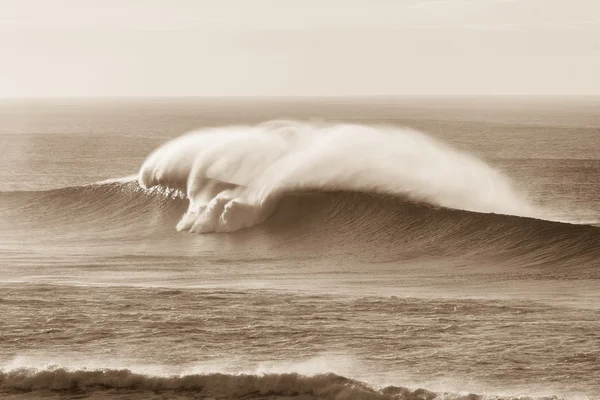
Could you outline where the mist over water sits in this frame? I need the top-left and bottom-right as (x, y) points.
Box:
(139, 120), (533, 233)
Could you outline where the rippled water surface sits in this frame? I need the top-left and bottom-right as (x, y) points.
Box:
(1, 98), (599, 399)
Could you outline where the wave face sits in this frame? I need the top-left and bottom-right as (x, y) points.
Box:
(138, 121), (533, 233)
(3, 181), (599, 269)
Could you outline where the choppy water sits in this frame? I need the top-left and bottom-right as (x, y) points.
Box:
(0, 98), (599, 399)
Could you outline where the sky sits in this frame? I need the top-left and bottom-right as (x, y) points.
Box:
(0, 0), (599, 97)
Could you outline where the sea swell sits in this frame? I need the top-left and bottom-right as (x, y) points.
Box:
(1, 179), (599, 270)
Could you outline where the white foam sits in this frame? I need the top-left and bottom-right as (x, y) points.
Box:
(138, 121), (534, 233)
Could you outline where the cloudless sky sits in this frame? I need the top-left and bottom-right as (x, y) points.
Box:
(0, 0), (599, 97)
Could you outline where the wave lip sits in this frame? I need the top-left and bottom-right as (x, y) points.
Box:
(138, 120), (534, 233)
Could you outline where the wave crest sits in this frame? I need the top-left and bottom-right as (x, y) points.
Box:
(138, 121), (532, 233)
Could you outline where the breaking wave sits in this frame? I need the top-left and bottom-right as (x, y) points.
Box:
(0, 368), (573, 400)
(3, 120), (599, 268)
(138, 120), (534, 233)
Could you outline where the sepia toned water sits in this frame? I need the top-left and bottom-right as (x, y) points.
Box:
(0, 98), (599, 399)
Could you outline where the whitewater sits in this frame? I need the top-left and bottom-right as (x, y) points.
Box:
(1, 98), (599, 400)
(138, 120), (533, 233)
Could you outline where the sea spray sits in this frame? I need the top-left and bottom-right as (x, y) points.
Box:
(139, 121), (533, 233)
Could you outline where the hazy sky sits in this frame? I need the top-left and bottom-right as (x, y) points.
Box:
(1, 0), (599, 97)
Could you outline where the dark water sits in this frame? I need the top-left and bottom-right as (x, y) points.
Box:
(0, 98), (599, 400)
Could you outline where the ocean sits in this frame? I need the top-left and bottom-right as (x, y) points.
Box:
(0, 97), (599, 399)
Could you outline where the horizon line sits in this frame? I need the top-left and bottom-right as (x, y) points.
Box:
(2, 94), (600, 101)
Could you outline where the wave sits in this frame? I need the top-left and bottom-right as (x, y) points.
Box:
(2, 179), (599, 269)
(0, 179), (187, 238)
(2, 121), (599, 267)
(0, 368), (574, 400)
(138, 120), (534, 233)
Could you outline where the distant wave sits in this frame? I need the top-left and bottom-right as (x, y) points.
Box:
(0, 368), (571, 400)
(138, 120), (534, 233)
